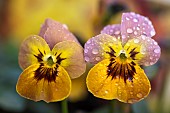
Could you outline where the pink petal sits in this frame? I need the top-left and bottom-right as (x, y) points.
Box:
(121, 12), (156, 44)
(84, 34), (122, 64)
(100, 24), (121, 38)
(39, 18), (78, 49)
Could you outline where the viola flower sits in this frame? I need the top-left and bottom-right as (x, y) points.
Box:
(84, 12), (161, 103)
(16, 19), (86, 103)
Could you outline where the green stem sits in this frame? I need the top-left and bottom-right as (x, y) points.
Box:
(109, 100), (115, 113)
(61, 99), (68, 113)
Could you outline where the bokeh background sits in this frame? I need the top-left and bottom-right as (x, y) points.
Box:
(0, 0), (170, 113)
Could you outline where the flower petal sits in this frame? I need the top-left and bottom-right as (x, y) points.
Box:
(19, 35), (51, 69)
(101, 24), (121, 38)
(121, 12), (155, 44)
(39, 18), (78, 49)
(86, 59), (151, 103)
(124, 35), (161, 66)
(16, 64), (71, 102)
(84, 34), (123, 64)
(52, 41), (86, 79)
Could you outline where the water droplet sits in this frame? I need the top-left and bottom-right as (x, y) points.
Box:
(85, 56), (90, 62)
(84, 49), (88, 53)
(136, 27), (140, 30)
(126, 17), (130, 20)
(141, 47), (146, 54)
(130, 92), (133, 94)
(134, 31), (138, 35)
(150, 57), (153, 60)
(127, 98), (138, 103)
(62, 24), (68, 29)
(114, 30), (120, 35)
(115, 83), (118, 86)
(154, 48), (160, 53)
(118, 86), (121, 89)
(141, 35), (146, 40)
(154, 42), (158, 45)
(95, 57), (101, 61)
(150, 30), (155, 36)
(137, 93), (143, 98)
(133, 18), (138, 22)
(105, 90), (108, 94)
(127, 28), (133, 33)
(134, 39), (139, 43)
(92, 48), (99, 54)
(122, 35), (126, 39)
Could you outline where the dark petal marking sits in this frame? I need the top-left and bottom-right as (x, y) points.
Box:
(34, 63), (59, 82)
(129, 48), (139, 60)
(56, 53), (66, 65)
(106, 46), (116, 57)
(34, 49), (44, 62)
(107, 60), (137, 83)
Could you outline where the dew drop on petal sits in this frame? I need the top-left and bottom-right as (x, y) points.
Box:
(134, 39), (140, 43)
(95, 57), (101, 61)
(84, 49), (88, 53)
(92, 48), (99, 54)
(154, 48), (160, 53)
(136, 26), (140, 30)
(154, 42), (158, 45)
(105, 90), (108, 94)
(134, 31), (138, 35)
(127, 28), (133, 33)
(133, 18), (138, 22)
(130, 92), (133, 95)
(126, 17), (130, 20)
(114, 30), (120, 35)
(150, 30), (155, 36)
(137, 93), (143, 98)
(85, 56), (90, 62)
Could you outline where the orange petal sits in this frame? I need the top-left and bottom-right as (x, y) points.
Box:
(86, 59), (151, 103)
(16, 64), (71, 102)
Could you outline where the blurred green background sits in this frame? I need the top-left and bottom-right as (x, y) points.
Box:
(0, 0), (170, 113)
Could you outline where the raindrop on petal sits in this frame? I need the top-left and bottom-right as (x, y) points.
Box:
(127, 28), (133, 33)
(133, 18), (138, 22)
(92, 48), (99, 54)
(85, 56), (90, 62)
(154, 48), (160, 53)
(137, 93), (143, 98)
(134, 39), (140, 43)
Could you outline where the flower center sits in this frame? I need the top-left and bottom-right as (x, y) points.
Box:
(47, 56), (54, 66)
(119, 53), (127, 62)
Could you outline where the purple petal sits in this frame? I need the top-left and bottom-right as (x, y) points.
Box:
(84, 34), (122, 64)
(100, 24), (121, 38)
(39, 18), (78, 49)
(121, 12), (156, 44)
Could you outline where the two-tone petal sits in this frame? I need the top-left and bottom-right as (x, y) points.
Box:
(52, 41), (86, 79)
(124, 35), (161, 66)
(84, 34), (123, 64)
(19, 35), (51, 69)
(121, 12), (155, 44)
(39, 18), (79, 49)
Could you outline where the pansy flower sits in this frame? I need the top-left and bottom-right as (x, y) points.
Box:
(84, 12), (161, 103)
(16, 19), (86, 102)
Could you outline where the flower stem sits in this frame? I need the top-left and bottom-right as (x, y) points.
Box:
(61, 99), (68, 113)
(109, 100), (114, 113)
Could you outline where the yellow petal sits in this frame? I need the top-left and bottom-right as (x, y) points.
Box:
(86, 59), (151, 103)
(16, 64), (71, 102)
(19, 35), (51, 69)
(52, 41), (86, 79)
